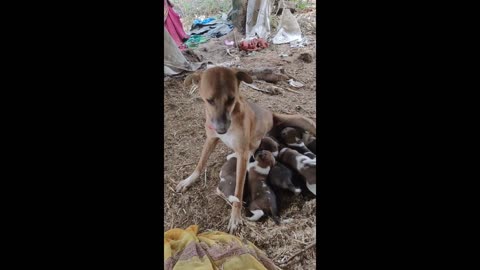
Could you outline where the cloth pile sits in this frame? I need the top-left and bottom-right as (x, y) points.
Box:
(184, 35), (210, 49)
(164, 225), (280, 270)
(164, 0), (189, 50)
(188, 18), (234, 39)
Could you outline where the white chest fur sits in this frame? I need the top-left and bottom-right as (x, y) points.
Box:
(216, 130), (236, 150)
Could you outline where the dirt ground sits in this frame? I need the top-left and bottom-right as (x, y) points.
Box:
(164, 11), (316, 270)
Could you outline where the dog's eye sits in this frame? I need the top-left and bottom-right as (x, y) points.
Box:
(206, 98), (215, 105)
(226, 96), (235, 104)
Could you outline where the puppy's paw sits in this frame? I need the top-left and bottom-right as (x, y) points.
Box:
(302, 158), (316, 167)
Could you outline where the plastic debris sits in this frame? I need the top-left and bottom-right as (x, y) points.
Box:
(290, 37), (309, 48)
(288, 79), (304, 88)
(273, 9), (302, 44)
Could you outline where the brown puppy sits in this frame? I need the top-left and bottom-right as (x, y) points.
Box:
(176, 67), (316, 233)
(256, 136), (300, 194)
(280, 127), (316, 159)
(302, 132), (317, 154)
(278, 147), (316, 195)
(256, 137), (279, 157)
(268, 161), (301, 195)
(247, 150), (280, 224)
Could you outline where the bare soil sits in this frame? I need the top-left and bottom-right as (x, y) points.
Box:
(164, 11), (317, 269)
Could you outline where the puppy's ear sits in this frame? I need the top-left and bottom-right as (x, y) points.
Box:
(184, 71), (202, 89)
(235, 70), (253, 84)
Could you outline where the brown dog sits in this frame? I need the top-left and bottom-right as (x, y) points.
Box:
(176, 67), (316, 233)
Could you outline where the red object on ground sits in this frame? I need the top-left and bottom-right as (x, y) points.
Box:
(239, 38), (269, 52)
(164, 0), (189, 50)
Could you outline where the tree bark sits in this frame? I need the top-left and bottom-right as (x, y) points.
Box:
(228, 0), (249, 34)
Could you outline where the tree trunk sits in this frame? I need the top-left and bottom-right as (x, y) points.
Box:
(228, 0), (249, 34)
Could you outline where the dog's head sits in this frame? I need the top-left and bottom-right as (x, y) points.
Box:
(280, 127), (302, 144)
(184, 67), (253, 134)
(254, 150), (276, 168)
(256, 137), (279, 157)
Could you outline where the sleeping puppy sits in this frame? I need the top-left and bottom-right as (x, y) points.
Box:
(280, 127), (316, 159)
(278, 147), (316, 195)
(247, 150), (280, 224)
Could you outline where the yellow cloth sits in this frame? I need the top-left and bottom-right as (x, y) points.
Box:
(164, 225), (279, 270)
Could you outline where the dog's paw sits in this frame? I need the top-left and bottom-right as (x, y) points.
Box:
(227, 208), (243, 234)
(175, 180), (190, 193)
(176, 173), (199, 193)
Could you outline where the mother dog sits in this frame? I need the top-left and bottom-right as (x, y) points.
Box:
(175, 67), (316, 233)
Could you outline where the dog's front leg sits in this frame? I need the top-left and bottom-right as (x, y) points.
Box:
(176, 137), (219, 192)
(227, 151), (249, 233)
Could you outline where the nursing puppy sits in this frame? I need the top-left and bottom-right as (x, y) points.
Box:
(247, 150), (280, 224)
(280, 127), (316, 159)
(267, 161), (301, 195)
(302, 133), (317, 154)
(256, 137), (279, 158)
(217, 153), (242, 203)
(278, 148), (316, 195)
(256, 137), (299, 194)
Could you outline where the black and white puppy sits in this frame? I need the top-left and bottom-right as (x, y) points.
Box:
(278, 147), (316, 195)
(280, 127), (316, 159)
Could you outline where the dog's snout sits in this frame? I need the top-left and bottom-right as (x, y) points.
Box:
(212, 115), (231, 134)
(216, 127), (227, 134)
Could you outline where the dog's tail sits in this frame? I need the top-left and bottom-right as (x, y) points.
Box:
(272, 113), (316, 135)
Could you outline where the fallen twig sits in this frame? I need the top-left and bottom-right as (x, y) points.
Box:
(204, 168), (207, 187)
(176, 162), (196, 168)
(243, 83), (273, 94)
(284, 87), (301, 94)
(279, 241), (316, 267)
(189, 84), (198, 95)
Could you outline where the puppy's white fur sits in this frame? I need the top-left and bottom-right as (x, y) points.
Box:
(288, 141), (305, 148)
(226, 153), (237, 160)
(247, 161), (270, 175)
(307, 183), (316, 195)
(296, 155), (316, 170)
(247, 210), (264, 221)
(228, 195), (240, 203)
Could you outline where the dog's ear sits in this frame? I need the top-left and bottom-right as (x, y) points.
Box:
(184, 72), (202, 89)
(235, 70), (253, 84)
